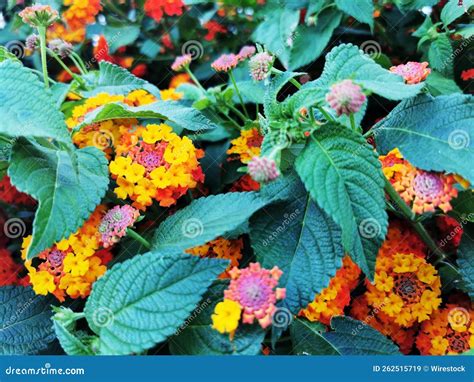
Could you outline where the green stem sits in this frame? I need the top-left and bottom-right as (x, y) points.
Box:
(316, 106), (335, 122)
(227, 103), (248, 123)
(38, 26), (49, 89)
(184, 66), (206, 93)
(350, 113), (358, 132)
(71, 52), (88, 75)
(47, 48), (86, 87)
(289, 77), (302, 89)
(229, 70), (249, 118)
(126, 228), (151, 249)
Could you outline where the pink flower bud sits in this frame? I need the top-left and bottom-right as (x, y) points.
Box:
(248, 156), (280, 183)
(326, 79), (366, 116)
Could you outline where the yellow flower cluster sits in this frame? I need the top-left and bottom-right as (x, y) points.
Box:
(227, 128), (263, 164)
(212, 299), (242, 335)
(110, 123), (204, 210)
(22, 207), (112, 301)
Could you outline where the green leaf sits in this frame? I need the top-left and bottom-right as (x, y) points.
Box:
(457, 225), (474, 299)
(426, 71), (461, 95)
(440, 0), (473, 26)
(252, 7), (300, 68)
(413, 16), (434, 38)
(84, 252), (228, 355)
(264, 71), (304, 118)
(169, 282), (265, 355)
(53, 321), (94, 356)
(140, 39), (161, 59)
(104, 25), (140, 53)
(450, 191), (474, 223)
(395, 0), (438, 11)
(0, 287), (56, 355)
(0, 46), (21, 62)
(152, 192), (269, 254)
(373, 94), (474, 184)
(290, 318), (338, 355)
(288, 9), (342, 70)
(8, 139), (109, 258)
(250, 180), (345, 313)
(0, 60), (70, 144)
(295, 124), (388, 278)
(323, 316), (401, 355)
(428, 34), (453, 75)
(74, 100), (218, 133)
(335, 0), (374, 30)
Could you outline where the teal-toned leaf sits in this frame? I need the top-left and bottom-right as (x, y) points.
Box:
(335, 0), (374, 29)
(264, 71), (304, 118)
(152, 192), (269, 254)
(104, 25), (140, 53)
(428, 34), (453, 75)
(288, 9), (342, 70)
(457, 225), (474, 299)
(323, 316), (401, 355)
(455, 25), (474, 38)
(291, 318), (338, 355)
(140, 39), (161, 58)
(53, 321), (94, 356)
(0, 60), (70, 144)
(395, 0), (438, 11)
(373, 94), (474, 184)
(234, 80), (266, 104)
(0, 287), (56, 355)
(441, 0), (473, 26)
(84, 252), (228, 355)
(426, 71), (462, 95)
(74, 100), (218, 133)
(250, 180), (345, 313)
(295, 124), (388, 278)
(8, 139), (109, 258)
(169, 282), (265, 355)
(413, 16), (434, 38)
(450, 191), (474, 223)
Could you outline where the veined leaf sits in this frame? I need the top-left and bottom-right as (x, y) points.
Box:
(290, 318), (338, 355)
(335, 0), (374, 30)
(457, 225), (474, 299)
(250, 180), (345, 314)
(323, 316), (401, 355)
(8, 139), (109, 258)
(84, 252), (228, 355)
(440, 0), (473, 26)
(373, 94), (474, 184)
(152, 192), (269, 254)
(295, 124), (388, 279)
(0, 287), (56, 355)
(169, 282), (265, 355)
(0, 60), (70, 144)
(53, 321), (94, 356)
(428, 34), (453, 75)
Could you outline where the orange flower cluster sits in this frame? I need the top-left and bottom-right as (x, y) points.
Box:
(380, 148), (458, 214)
(0, 176), (35, 205)
(300, 256), (361, 325)
(227, 128), (263, 164)
(110, 123), (204, 210)
(186, 237), (243, 278)
(144, 0), (185, 23)
(416, 296), (473, 355)
(66, 90), (156, 159)
(229, 174), (260, 192)
(22, 206), (112, 301)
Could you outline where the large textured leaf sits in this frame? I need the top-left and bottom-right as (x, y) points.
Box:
(74, 101), (218, 133)
(457, 225), (474, 299)
(84, 252), (227, 355)
(152, 192), (269, 254)
(295, 124), (388, 278)
(0, 60), (70, 144)
(335, 0), (374, 29)
(8, 139), (109, 258)
(428, 34), (453, 75)
(290, 318), (338, 355)
(373, 94), (474, 183)
(53, 321), (94, 356)
(426, 71), (461, 96)
(169, 283), (265, 355)
(288, 9), (342, 70)
(264, 71), (304, 118)
(104, 25), (140, 53)
(250, 180), (345, 313)
(323, 316), (401, 355)
(0, 287), (56, 355)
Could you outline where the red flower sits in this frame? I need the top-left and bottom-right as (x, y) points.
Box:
(203, 20), (227, 41)
(461, 68), (474, 81)
(144, 0), (185, 23)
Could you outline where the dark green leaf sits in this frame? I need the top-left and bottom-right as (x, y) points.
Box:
(290, 318), (338, 355)
(335, 0), (374, 29)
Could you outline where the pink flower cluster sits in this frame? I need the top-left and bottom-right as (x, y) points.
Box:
(249, 52), (274, 81)
(389, 62), (431, 84)
(326, 79), (366, 116)
(248, 156), (279, 183)
(98, 205), (140, 248)
(19, 4), (59, 27)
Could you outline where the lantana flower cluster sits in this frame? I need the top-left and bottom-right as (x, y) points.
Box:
(227, 128), (263, 164)
(380, 148), (459, 214)
(0, 176), (36, 206)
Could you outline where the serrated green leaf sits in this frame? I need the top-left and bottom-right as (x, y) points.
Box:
(250, 180), (345, 314)
(335, 0), (374, 30)
(169, 282), (265, 355)
(323, 316), (401, 355)
(0, 46), (20, 62)
(426, 71), (462, 95)
(53, 321), (94, 356)
(457, 224), (474, 299)
(152, 192), (269, 254)
(0, 60), (71, 144)
(8, 139), (109, 258)
(441, 0), (473, 26)
(413, 16), (434, 38)
(288, 9), (342, 70)
(0, 287), (56, 355)
(84, 252), (228, 355)
(428, 34), (453, 75)
(373, 94), (474, 184)
(264, 71), (304, 118)
(74, 100), (218, 133)
(290, 318), (338, 355)
(295, 124), (388, 278)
